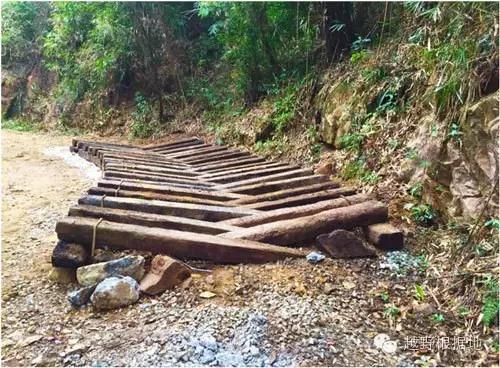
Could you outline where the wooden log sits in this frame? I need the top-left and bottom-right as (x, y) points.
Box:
(221, 200), (388, 245)
(101, 151), (189, 166)
(163, 146), (227, 159)
(104, 162), (198, 177)
(246, 187), (357, 210)
(102, 157), (189, 171)
(97, 179), (246, 201)
(143, 137), (204, 150)
(201, 162), (289, 178)
(219, 168), (315, 190)
(230, 175), (329, 195)
(230, 182), (339, 205)
(184, 151), (251, 166)
(103, 170), (214, 188)
(88, 187), (232, 206)
(195, 156), (267, 172)
(103, 167), (208, 184)
(102, 176), (216, 191)
(56, 217), (305, 264)
(207, 164), (301, 183)
(150, 141), (206, 153)
(222, 194), (370, 227)
(68, 205), (241, 234)
(363, 223), (404, 251)
(156, 143), (213, 155)
(78, 195), (260, 221)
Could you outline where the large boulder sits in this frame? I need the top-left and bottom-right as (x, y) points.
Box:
(139, 255), (191, 295)
(76, 256), (145, 287)
(90, 276), (139, 310)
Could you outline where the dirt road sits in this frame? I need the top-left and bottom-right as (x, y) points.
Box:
(1, 130), (490, 367)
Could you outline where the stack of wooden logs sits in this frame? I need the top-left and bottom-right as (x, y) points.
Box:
(54, 137), (403, 265)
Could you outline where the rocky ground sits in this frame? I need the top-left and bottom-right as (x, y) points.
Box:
(1, 130), (497, 367)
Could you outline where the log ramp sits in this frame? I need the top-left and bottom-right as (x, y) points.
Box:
(54, 137), (402, 264)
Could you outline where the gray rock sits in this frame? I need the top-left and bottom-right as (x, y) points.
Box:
(90, 276), (140, 310)
(317, 229), (377, 258)
(306, 252), (325, 264)
(68, 284), (97, 308)
(76, 255), (145, 286)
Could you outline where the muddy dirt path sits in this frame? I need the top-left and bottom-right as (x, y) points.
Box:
(1, 130), (485, 367)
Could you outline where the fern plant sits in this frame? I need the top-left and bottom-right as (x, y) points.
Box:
(481, 276), (499, 327)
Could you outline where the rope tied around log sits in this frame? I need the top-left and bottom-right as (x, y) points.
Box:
(91, 217), (104, 258)
(114, 179), (124, 197)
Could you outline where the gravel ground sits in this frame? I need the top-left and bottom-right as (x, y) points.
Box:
(1, 130), (496, 367)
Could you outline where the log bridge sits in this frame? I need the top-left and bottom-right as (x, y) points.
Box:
(54, 137), (399, 264)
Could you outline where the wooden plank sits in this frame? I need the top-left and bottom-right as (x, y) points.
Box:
(246, 187), (357, 210)
(68, 205), (241, 234)
(201, 162), (289, 178)
(219, 168), (314, 190)
(101, 151), (190, 166)
(97, 180), (246, 201)
(156, 144), (213, 155)
(101, 176), (217, 191)
(221, 200), (388, 245)
(103, 167), (208, 183)
(195, 156), (267, 172)
(183, 151), (251, 165)
(230, 175), (329, 195)
(152, 141), (206, 153)
(78, 195), (260, 221)
(206, 164), (302, 183)
(88, 187), (233, 206)
(222, 194), (369, 227)
(229, 182), (339, 205)
(143, 137), (204, 150)
(103, 171), (214, 188)
(103, 162), (199, 177)
(163, 146), (227, 159)
(56, 217), (305, 263)
(102, 157), (190, 171)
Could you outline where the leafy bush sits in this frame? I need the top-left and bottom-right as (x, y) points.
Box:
(480, 276), (499, 327)
(404, 203), (437, 226)
(130, 93), (156, 138)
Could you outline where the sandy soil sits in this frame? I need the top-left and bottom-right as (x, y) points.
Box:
(1, 130), (496, 367)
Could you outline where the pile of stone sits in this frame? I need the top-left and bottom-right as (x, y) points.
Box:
(55, 252), (191, 310)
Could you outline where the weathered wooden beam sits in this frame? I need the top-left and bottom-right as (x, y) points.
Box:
(143, 137), (204, 150)
(163, 146), (227, 159)
(97, 179), (246, 201)
(103, 167), (207, 183)
(156, 144), (213, 156)
(103, 162), (198, 177)
(222, 194), (370, 227)
(230, 175), (329, 195)
(68, 205), (241, 234)
(201, 162), (289, 178)
(184, 150), (251, 166)
(101, 176), (218, 191)
(102, 157), (189, 171)
(101, 151), (190, 165)
(222, 200), (388, 245)
(103, 171), (214, 189)
(88, 187), (232, 206)
(78, 195), (260, 221)
(206, 164), (302, 184)
(229, 182), (339, 205)
(246, 187), (357, 210)
(364, 223), (404, 251)
(56, 217), (305, 263)
(152, 141), (206, 153)
(195, 156), (267, 172)
(219, 168), (314, 190)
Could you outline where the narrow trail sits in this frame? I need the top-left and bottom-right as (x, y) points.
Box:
(0, 130), (478, 367)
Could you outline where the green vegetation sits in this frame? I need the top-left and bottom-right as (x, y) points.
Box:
(414, 284), (426, 301)
(480, 275), (499, 327)
(431, 313), (445, 324)
(379, 291), (390, 303)
(2, 119), (38, 132)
